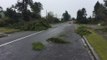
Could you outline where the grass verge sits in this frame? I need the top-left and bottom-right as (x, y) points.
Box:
(85, 30), (107, 60)
(0, 27), (20, 34)
(32, 42), (45, 51)
(47, 37), (70, 44)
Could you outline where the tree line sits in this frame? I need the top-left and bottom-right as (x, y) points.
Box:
(1, 0), (107, 27)
(76, 0), (107, 25)
(0, 0), (71, 30)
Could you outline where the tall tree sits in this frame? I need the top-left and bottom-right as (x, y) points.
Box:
(94, 1), (101, 13)
(62, 11), (71, 21)
(93, 1), (106, 21)
(94, 1), (102, 20)
(15, 0), (42, 21)
(104, 0), (107, 7)
(104, 0), (107, 15)
(5, 7), (20, 21)
(15, 0), (33, 21)
(0, 6), (3, 12)
(30, 2), (43, 19)
(0, 6), (3, 18)
(77, 8), (87, 23)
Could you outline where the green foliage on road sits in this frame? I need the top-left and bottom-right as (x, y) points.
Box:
(86, 30), (107, 60)
(32, 42), (45, 51)
(76, 25), (91, 37)
(47, 37), (70, 44)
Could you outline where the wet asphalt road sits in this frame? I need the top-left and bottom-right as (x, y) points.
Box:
(0, 23), (92, 60)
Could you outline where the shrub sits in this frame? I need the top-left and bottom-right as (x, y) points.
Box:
(10, 20), (51, 31)
(76, 25), (91, 37)
(0, 17), (18, 27)
(47, 37), (70, 44)
(32, 42), (45, 51)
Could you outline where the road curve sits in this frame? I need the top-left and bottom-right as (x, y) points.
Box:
(0, 23), (92, 60)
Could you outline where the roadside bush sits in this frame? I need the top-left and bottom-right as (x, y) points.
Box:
(0, 17), (51, 31)
(32, 42), (45, 51)
(0, 17), (18, 27)
(20, 21), (51, 31)
(9, 20), (51, 31)
(47, 37), (70, 44)
(76, 25), (91, 37)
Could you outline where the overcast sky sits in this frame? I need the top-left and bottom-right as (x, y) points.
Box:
(0, 0), (104, 18)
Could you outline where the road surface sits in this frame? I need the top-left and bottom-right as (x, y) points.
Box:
(0, 22), (92, 60)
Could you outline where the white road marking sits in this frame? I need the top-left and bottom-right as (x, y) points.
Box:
(0, 31), (42, 47)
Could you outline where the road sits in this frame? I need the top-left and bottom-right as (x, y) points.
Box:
(0, 22), (92, 60)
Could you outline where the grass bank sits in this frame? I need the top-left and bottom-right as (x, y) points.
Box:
(0, 27), (20, 34)
(85, 29), (107, 60)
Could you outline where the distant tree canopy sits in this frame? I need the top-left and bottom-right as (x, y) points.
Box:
(46, 12), (60, 23)
(62, 11), (71, 21)
(76, 8), (88, 24)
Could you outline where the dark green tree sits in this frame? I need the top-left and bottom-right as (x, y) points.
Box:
(15, 0), (42, 21)
(104, 0), (107, 15)
(77, 8), (87, 23)
(93, 1), (106, 22)
(5, 8), (19, 20)
(15, 0), (33, 21)
(62, 11), (71, 21)
(104, 0), (107, 7)
(94, 1), (102, 20)
(94, 1), (101, 13)
(30, 2), (43, 19)
(0, 6), (3, 12)
(0, 6), (3, 18)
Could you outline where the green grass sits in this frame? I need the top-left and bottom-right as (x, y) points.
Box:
(96, 27), (107, 32)
(47, 37), (70, 44)
(86, 30), (107, 60)
(0, 27), (20, 34)
(32, 42), (45, 51)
